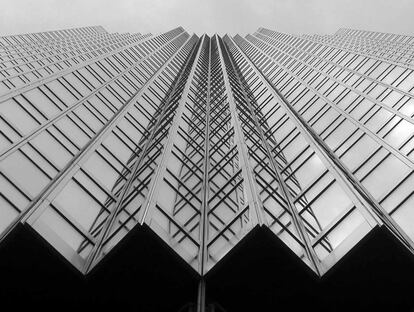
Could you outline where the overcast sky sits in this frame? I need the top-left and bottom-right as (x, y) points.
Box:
(0, 0), (413, 37)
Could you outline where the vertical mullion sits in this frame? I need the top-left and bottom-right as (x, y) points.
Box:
(3, 35), (192, 262)
(139, 37), (204, 227)
(222, 36), (326, 275)
(216, 35), (264, 229)
(83, 36), (200, 272)
(233, 35), (414, 262)
(199, 36), (211, 275)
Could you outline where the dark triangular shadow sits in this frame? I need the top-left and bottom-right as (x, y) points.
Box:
(0, 222), (199, 311)
(0, 223), (87, 309)
(319, 226), (414, 311)
(1, 222), (414, 311)
(205, 225), (414, 311)
(88, 223), (199, 311)
(205, 225), (317, 311)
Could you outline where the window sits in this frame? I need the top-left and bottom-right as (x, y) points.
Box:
(1, 149), (50, 197)
(0, 99), (39, 135)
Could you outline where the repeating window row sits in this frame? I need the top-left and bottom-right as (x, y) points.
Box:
(0, 26), (107, 48)
(234, 35), (414, 248)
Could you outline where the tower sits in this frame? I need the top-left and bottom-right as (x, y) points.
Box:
(0, 26), (414, 311)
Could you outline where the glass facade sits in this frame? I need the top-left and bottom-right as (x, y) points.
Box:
(0, 26), (413, 285)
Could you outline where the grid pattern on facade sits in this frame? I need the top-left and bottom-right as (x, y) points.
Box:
(0, 26), (413, 277)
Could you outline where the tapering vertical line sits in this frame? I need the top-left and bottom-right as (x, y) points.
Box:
(199, 36), (211, 275)
(215, 35), (265, 228)
(232, 36), (414, 257)
(221, 36), (323, 275)
(0, 35), (193, 250)
(139, 37), (206, 226)
(227, 36), (379, 232)
(83, 36), (202, 273)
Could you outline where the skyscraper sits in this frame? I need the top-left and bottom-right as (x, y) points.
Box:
(0, 26), (413, 311)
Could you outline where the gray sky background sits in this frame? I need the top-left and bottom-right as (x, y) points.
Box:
(0, 0), (413, 37)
